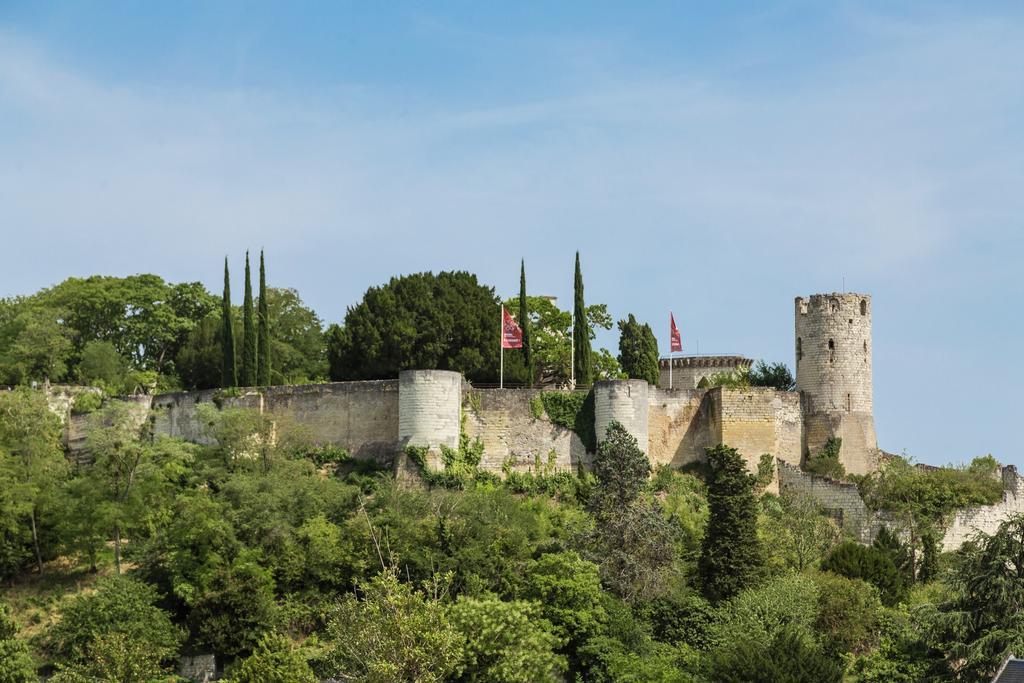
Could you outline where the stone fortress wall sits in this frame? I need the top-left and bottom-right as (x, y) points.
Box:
(42, 290), (1019, 551)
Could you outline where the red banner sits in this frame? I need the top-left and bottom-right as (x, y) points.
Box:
(670, 312), (682, 353)
(502, 307), (523, 349)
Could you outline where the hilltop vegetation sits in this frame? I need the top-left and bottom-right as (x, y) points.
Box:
(0, 384), (1018, 682)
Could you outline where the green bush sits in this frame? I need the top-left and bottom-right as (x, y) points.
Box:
(804, 437), (845, 480)
(706, 626), (843, 683)
(70, 391), (102, 415)
(0, 603), (35, 683)
(820, 541), (905, 606)
(226, 633), (317, 683)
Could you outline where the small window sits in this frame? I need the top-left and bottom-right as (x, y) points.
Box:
(846, 393), (852, 411)
(830, 298), (840, 313)
(860, 299), (868, 315)
(828, 339), (835, 363)
(797, 338), (803, 362)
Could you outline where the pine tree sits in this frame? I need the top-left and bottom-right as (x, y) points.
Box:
(617, 314), (660, 384)
(519, 259), (533, 387)
(221, 257), (237, 387)
(257, 250), (271, 386)
(699, 444), (764, 602)
(572, 252), (592, 386)
(241, 251), (257, 386)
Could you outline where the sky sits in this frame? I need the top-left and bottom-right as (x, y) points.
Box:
(1, 1), (1021, 467)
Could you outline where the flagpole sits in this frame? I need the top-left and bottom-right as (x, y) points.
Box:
(668, 312), (673, 390)
(499, 304), (504, 389)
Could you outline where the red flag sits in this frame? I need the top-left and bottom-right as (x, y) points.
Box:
(670, 312), (682, 353)
(502, 307), (523, 349)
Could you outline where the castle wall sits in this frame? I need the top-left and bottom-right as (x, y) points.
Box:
(777, 461), (875, 542)
(594, 380), (649, 453)
(398, 370), (461, 469)
(647, 388), (714, 467)
(714, 387), (802, 470)
(941, 467), (1024, 551)
(657, 356), (752, 390)
(462, 388), (587, 473)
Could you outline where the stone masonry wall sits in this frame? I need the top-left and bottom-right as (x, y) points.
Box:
(463, 388), (587, 473)
(594, 380), (649, 453)
(647, 387), (714, 467)
(941, 466), (1024, 551)
(714, 387), (802, 471)
(657, 356), (752, 390)
(777, 461), (875, 542)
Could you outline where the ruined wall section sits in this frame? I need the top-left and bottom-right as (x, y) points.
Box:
(462, 388), (586, 473)
(777, 461), (875, 542)
(594, 380), (649, 453)
(941, 467), (1024, 551)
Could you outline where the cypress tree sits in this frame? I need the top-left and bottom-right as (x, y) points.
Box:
(221, 257), (237, 387)
(257, 250), (271, 386)
(572, 252), (593, 386)
(519, 259), (533, 387)
(617, 314), (660, 385)
(241, 251), (257, 386)
(699, 444), (763, 602)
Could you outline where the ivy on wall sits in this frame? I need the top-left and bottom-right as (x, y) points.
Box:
(537, 390), (596, 452)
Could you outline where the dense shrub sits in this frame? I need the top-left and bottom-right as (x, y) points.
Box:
(820, 541), (905, 606)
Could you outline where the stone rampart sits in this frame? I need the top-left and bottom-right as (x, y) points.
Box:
(657, 356), (752, 390)
(462, 388), (587, 473)
(398, 370), (462, 469)
(941, 466), (1024, 551)
(777, 461), (875, 542)
(647, 387), (714, 467)
(713, 387), (802, 471)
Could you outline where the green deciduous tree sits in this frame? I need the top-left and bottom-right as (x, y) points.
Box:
(748, 361), (796, 391)
(222, 258), (237, 387)
(0, 388), (68, 575)
(319, 568), (463, 683)
(810, 571), (882, 656)
(0, 306), (73, 384)
(699, 444), (764, 602)
(257, 251), (271, 386)
(617, 315), (659, 385)
(760, 492), (841, 572)
(47, 576), (184, 676)
(327, 271), (500, 382)
(242, 251), (258, 386)
(449, 596), (566, 682)
(573, 252), (593, 386)
(227, 633), (316, 683)
(77, 340), (126, 391)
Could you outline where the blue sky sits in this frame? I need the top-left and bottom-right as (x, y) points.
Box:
(1, 2), (1022, 466)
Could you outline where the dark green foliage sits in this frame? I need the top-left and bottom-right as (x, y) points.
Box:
(872, 525), (913, 583)
(242, 251), (258, 386)
(748, 360), (796, 391)
(931, 515), (1024, 681)
(590, 422), (650, 509)
(178, 312), (225, 390)
(77, 340), (126, 391)
(538, 389), (596, 451)
(707, 626), (843, 683)
(616, 314), (659, 385)
(919, 529), (939, 583)
(257, 250), (271, 386)
(636, 590), (716, 649)
(821, 541), (905, 606)
(572, 252), (593, 386)
(519, 260), (533, 387)
(47, 577), (184, 670)
(811, 571), (882, 656)
(699, 444), (763, 602)
(327, 271), (499, 382)
(804, 437), (845, 479)
(222, 257), (237, 387)
(188, 553), (278, 656)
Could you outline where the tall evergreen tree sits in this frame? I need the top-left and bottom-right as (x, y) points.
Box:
(519, 259), (533, 387)
(572, 252), (593, 386)
(221, 258), (237, 387)
(241, 251), (257, 386)
(699, 444), (764, 602)
(617, 314), (660, 384)
(257, 250), (271, 386)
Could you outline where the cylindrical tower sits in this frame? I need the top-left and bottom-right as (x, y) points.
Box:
(795, 293), (877, 474)
(398, 370), (462, 470)
(594, 379), (649, 454)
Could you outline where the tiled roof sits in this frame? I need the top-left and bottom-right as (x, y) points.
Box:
(993, 657), (1024, 683)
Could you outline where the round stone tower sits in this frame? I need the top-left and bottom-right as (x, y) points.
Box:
(594, 379), (649, 454)
(398, 369), (462, 470)
(795, 293), (877, 475)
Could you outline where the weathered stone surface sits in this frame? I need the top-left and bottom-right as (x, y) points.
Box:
(594, 379), (649, 453)
(657, 355), (752, 390)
